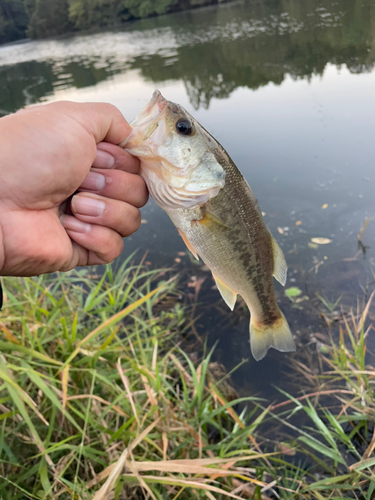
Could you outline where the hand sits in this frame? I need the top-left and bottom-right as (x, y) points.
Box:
(0, 101), (148, 277)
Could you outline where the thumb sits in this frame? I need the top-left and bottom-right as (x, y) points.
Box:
(44, 101), (132, 146)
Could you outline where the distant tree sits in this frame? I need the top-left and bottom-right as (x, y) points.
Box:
(68, 0), (129, 31)
(123, 0), (179, 19)
(23, 0), (36, 18)
(27, 0), (72, 38)
(0, 0), (28, 44)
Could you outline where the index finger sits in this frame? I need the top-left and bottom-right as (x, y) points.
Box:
(94, 142), (140, 174)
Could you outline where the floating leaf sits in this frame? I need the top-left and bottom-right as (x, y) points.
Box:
(321, 204), (328, 209)
(311, 237), (332, 245)
(308, 242), (318, 249)
(285, 287), (302, 298)
(277, 227), (284, 234)
(295, 221), (302, 226)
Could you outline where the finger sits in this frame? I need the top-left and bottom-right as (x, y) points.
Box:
(62, 101), (132, 145)
(60, 215), (124, 265)
(70, 193), (142, 237)
(78, 168), (148, 208)
(93, 142), (140, 173)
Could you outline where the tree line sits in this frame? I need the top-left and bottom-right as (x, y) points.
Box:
(0, 0), (228, 45)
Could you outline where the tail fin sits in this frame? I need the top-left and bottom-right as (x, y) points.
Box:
(250, 312), (295, 361)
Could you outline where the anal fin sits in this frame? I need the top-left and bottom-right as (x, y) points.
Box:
(177, 228), (199, 260)
(271, 235), (287, 286)
(213, 274), (237, 311)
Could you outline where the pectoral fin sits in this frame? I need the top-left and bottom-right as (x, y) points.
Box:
(271, 236), (287, 286)
(177, 228), (199, 260)
(213, 274), (237, 311)
(198, 212), (228, 229)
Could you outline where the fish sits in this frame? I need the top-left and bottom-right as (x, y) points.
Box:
(121, 90), (295, 360)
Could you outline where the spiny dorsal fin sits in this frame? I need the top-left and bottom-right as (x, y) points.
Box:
(213, 274), (237, 311)
(271, 235), (287, 286)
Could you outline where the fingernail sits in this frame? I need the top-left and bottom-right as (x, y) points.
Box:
(60, 215), (92, 233)
(71, 195), (105, 217)
(93, 149), (115, 169)
(80, 171), (106, 191)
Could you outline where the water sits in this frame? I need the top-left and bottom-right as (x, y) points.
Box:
(1, 0), (375, 396)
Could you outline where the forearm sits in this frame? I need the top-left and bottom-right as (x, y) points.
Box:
(0, 223), (4, 310)
(0, 221), (4, 276)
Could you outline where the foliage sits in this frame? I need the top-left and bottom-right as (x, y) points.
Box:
(27, 0), (72, 39)
(0, 0), (230, 43)
(68, 0), (129, 31)
(123, 0), (178, 19)
(0, 0), (28, 44)
(0, 260), (272, 498)
(0, 259), (375, 498)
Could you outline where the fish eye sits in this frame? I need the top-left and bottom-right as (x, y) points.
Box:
(175, 118), (193, 136)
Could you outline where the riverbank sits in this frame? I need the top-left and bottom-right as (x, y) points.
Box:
(0, 259), (373, 499)
(0, 0), (232, 46)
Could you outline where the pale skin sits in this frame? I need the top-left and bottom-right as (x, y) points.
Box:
(0, 101), (148, 277)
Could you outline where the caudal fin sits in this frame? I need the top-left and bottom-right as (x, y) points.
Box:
(250, 312), (295, 361)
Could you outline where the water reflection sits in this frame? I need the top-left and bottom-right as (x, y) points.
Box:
(1, 0), (375, 115)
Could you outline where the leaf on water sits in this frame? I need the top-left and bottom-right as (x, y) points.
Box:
(308, 242), (318, 249)
(322, 204), (328, 209)
(141, 219), (148, 224)
(311, 237), (332, 245)
(295, 221), (302, 226)
(277, 227), (284, 234)
(285, 287), (302, 298)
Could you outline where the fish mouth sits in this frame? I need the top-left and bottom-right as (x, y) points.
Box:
(120, 90), (168, 150)
(130, 90), (167, 129)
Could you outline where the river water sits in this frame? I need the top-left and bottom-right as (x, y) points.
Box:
(1, 0), (375, 396)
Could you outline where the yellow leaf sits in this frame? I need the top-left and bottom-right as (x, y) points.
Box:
(311, 237), (332, 245)
(61, 366), (70, 416)
(0, 323), (20, 344)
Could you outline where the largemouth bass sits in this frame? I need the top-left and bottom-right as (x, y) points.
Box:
(122, 91), (295, 360)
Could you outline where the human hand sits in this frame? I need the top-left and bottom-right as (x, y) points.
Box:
(0, 101), (148, 277)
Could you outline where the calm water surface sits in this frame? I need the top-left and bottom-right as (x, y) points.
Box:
(1, 0), (375, 396)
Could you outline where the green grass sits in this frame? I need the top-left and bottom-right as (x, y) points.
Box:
(0, 259), (374, 499)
